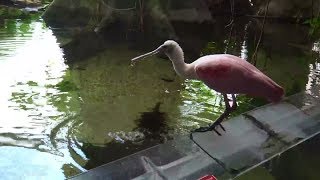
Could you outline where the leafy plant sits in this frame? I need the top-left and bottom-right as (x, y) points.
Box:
(56, 80), (79, 92)
(304, 17), (320, 36)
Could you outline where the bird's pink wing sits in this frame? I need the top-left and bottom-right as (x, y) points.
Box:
(194, 55), (284, 102)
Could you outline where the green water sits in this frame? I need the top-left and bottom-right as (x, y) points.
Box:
(0, 13), (320, 179)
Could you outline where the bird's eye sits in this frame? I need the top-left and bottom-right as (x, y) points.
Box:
(162, 45), (173, 53)
(162, 45), (168, 50)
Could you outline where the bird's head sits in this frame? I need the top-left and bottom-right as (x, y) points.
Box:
(131, 40), (180, 62)
(161, 40), (179, 55)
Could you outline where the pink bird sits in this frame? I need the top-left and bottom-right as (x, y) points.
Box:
(131, 40), (284, 135)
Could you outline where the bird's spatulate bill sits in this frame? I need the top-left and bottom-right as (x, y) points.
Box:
(131, 47), (161, 62)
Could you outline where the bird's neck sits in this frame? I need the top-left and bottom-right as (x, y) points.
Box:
(166, 46), (193, 79)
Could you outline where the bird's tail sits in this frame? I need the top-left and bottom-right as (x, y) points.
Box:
(268, 83), (285, 103)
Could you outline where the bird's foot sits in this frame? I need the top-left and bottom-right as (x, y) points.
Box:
(192, 122), (226, 136)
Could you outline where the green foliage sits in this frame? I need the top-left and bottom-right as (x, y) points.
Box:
(181, 79), (219, 110)
(0, 7), (5, 16)
(304, 17), (320, 37)
(231, 95), (267, 117)
(0, 6), (41, 19)
(19, 22), (31, 34)
(201, 41), (226, 56)
(56, 80), (79, 92)
(55, 71), (79, 92)
(201, 42), (218, 56)
(27, 81), (38, 86)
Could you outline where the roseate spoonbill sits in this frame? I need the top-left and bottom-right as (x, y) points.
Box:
(131, 40), (284, 135)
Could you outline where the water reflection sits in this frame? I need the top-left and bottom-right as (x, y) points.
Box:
(307, 60), (320, 97)
(0, 19), (83, 178)
(1, 15), (320, 179)
(83, 102), (171, 169)
(134, 102), (170, 141)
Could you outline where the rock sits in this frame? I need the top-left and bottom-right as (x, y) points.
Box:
(206, 0), (254, 16)
(167, 0), (212, 23)
(253, 0), (320, 19)
(43, 0), (177, 43)
(13, 0), (42, 8)
(42, 0), (105, 27)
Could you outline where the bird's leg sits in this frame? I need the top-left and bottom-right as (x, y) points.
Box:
(193, 94), (237, 135)
(208, 94), (231, 134)
(209, 94), (238, 134)
(230, 94), (237, 111)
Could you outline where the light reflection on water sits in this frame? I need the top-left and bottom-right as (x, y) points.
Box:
(306, 42), (320, 97)
(1, 17), (320, 179)
(0, 19), (84, 177)
(0, 19), (225, 177)
(307, 62), (320, 97)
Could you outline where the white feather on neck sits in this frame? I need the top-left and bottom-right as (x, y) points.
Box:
(165, 44), (197, 79)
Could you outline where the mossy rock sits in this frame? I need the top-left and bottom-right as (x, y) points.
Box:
(42, 0), (105, 27)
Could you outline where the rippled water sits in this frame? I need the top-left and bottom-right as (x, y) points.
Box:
(0, 19), (83, 178)
(1, 17), (320, 179)
(0, 18), (229, 178)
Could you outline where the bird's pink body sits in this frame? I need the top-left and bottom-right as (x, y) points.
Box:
(131, 40), (284, 103)
(193, 54), (284, 102)
(132, 40), (285, 134)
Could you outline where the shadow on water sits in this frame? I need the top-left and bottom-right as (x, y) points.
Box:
(82, 102), (171, 169)
(134, 102), (170, 141)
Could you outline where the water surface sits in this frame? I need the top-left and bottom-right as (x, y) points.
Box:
(0, 16), (320, 179)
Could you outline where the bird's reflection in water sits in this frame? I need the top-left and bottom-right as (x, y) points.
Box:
(134, 102), (170, 142)
(82, 102), (171, 169)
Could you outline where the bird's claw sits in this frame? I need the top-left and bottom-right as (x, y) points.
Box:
(218, 123), (226, 131)
(192, 122), (226, 136)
